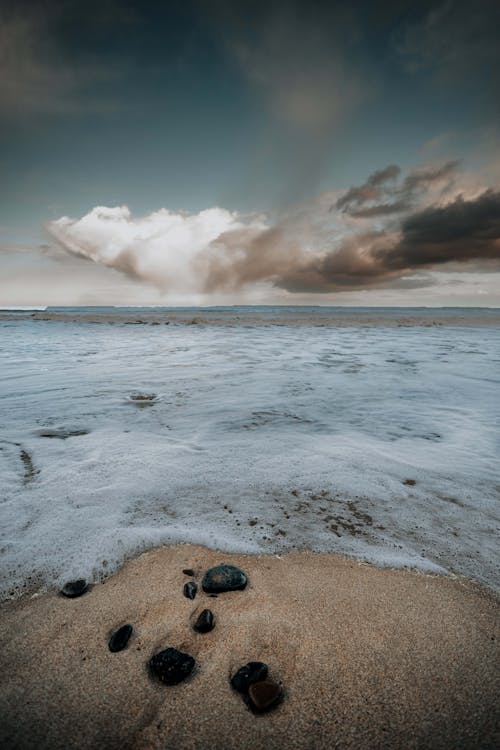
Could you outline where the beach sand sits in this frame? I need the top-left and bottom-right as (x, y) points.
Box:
(0, 545), (498, 749)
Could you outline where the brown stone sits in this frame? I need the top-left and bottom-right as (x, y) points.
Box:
(248, 679), (283, 713)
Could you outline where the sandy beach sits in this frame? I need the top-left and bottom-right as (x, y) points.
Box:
(0, 545), (498, 750)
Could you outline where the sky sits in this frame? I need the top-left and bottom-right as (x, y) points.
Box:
(1, 0), (500, 306)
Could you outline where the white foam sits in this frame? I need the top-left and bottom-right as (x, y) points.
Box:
(0, 315), (499, 596)
(0, 306), (47, 311)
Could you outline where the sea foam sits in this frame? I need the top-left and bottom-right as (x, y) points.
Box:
(0, 311), (499, 596)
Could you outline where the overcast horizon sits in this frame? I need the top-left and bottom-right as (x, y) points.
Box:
(1, 0), (500, 307)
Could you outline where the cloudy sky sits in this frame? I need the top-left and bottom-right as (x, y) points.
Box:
(1, 0), (500, 306)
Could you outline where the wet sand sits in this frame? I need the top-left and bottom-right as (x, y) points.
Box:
(0, 545), (498, 750)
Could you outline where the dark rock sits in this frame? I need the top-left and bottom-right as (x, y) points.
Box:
(108, 624), (133, 652)
(60, 579), (88, 598)
(39, 428), (89, 439)
(230, 662), (268, 693)
(193, 609), (215, 633)
(149, 647), (195, 685)
(248, 679), (283, 713)
(202, 564), (247, 593)
(183, 581), (197, 599)
(182, 568), (195, 576)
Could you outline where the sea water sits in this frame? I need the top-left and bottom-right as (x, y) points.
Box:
(1, 307), (499, 596)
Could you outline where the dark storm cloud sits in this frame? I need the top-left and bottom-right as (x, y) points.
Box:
(403, 161), (461, 192)
(299, 190), (500, 292)
(336, 165), (401, 211)
(336, 168), (396, 214)
(382, 190), (500, 269)
(367, 165), (402, 187)
(347, 201), (411, 219)
(336, 160), (460, 217)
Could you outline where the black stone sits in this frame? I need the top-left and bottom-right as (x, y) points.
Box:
(182, 568), (195, 576)
(183, 581), (197, 599)
(108, 624), (133, 652)
(193, 609), (215, 633)
(230, 662), (268, 693)
(60, 579), (88, 598)
(202, 564), (247, 593)
(149, 647), (195, 685)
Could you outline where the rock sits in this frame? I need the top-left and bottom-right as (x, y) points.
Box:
(60, 579), (88, 598)
(193, 609), (214, 633)
(202, 564), (247, 593)
(248, 679), (283, 713)
(39, 428), (89, 439)
(183, 581), (197, 599)
(149, 647), (195, 685)
(108, 624), (133, 652)
(182, 568), (195, 576)
(230, 662), (268, 693)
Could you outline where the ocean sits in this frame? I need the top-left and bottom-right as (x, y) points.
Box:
(1, 306), (499, 596)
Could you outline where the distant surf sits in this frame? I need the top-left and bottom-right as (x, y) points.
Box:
(0, 306), (47, 311)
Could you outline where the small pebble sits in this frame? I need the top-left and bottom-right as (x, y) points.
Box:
(193, 609), (215, 633)
(182, 568), (195, 576)
(248, 679), (283, 713)
(150, 647), (195, 685)
(183, 581), (197, 599)
(108, 624), (133, 652)
(60, 579), (88, 598)
(202, 564), (247, 593)
(230, 662), (268, 693)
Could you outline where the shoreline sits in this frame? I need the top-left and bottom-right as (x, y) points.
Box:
(1, 544), (498, 749)
(2, 308), (500, 327)
(1, 540), (492, 605)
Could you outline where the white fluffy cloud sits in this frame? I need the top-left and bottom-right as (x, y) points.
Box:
(48, 205), (267, 293)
